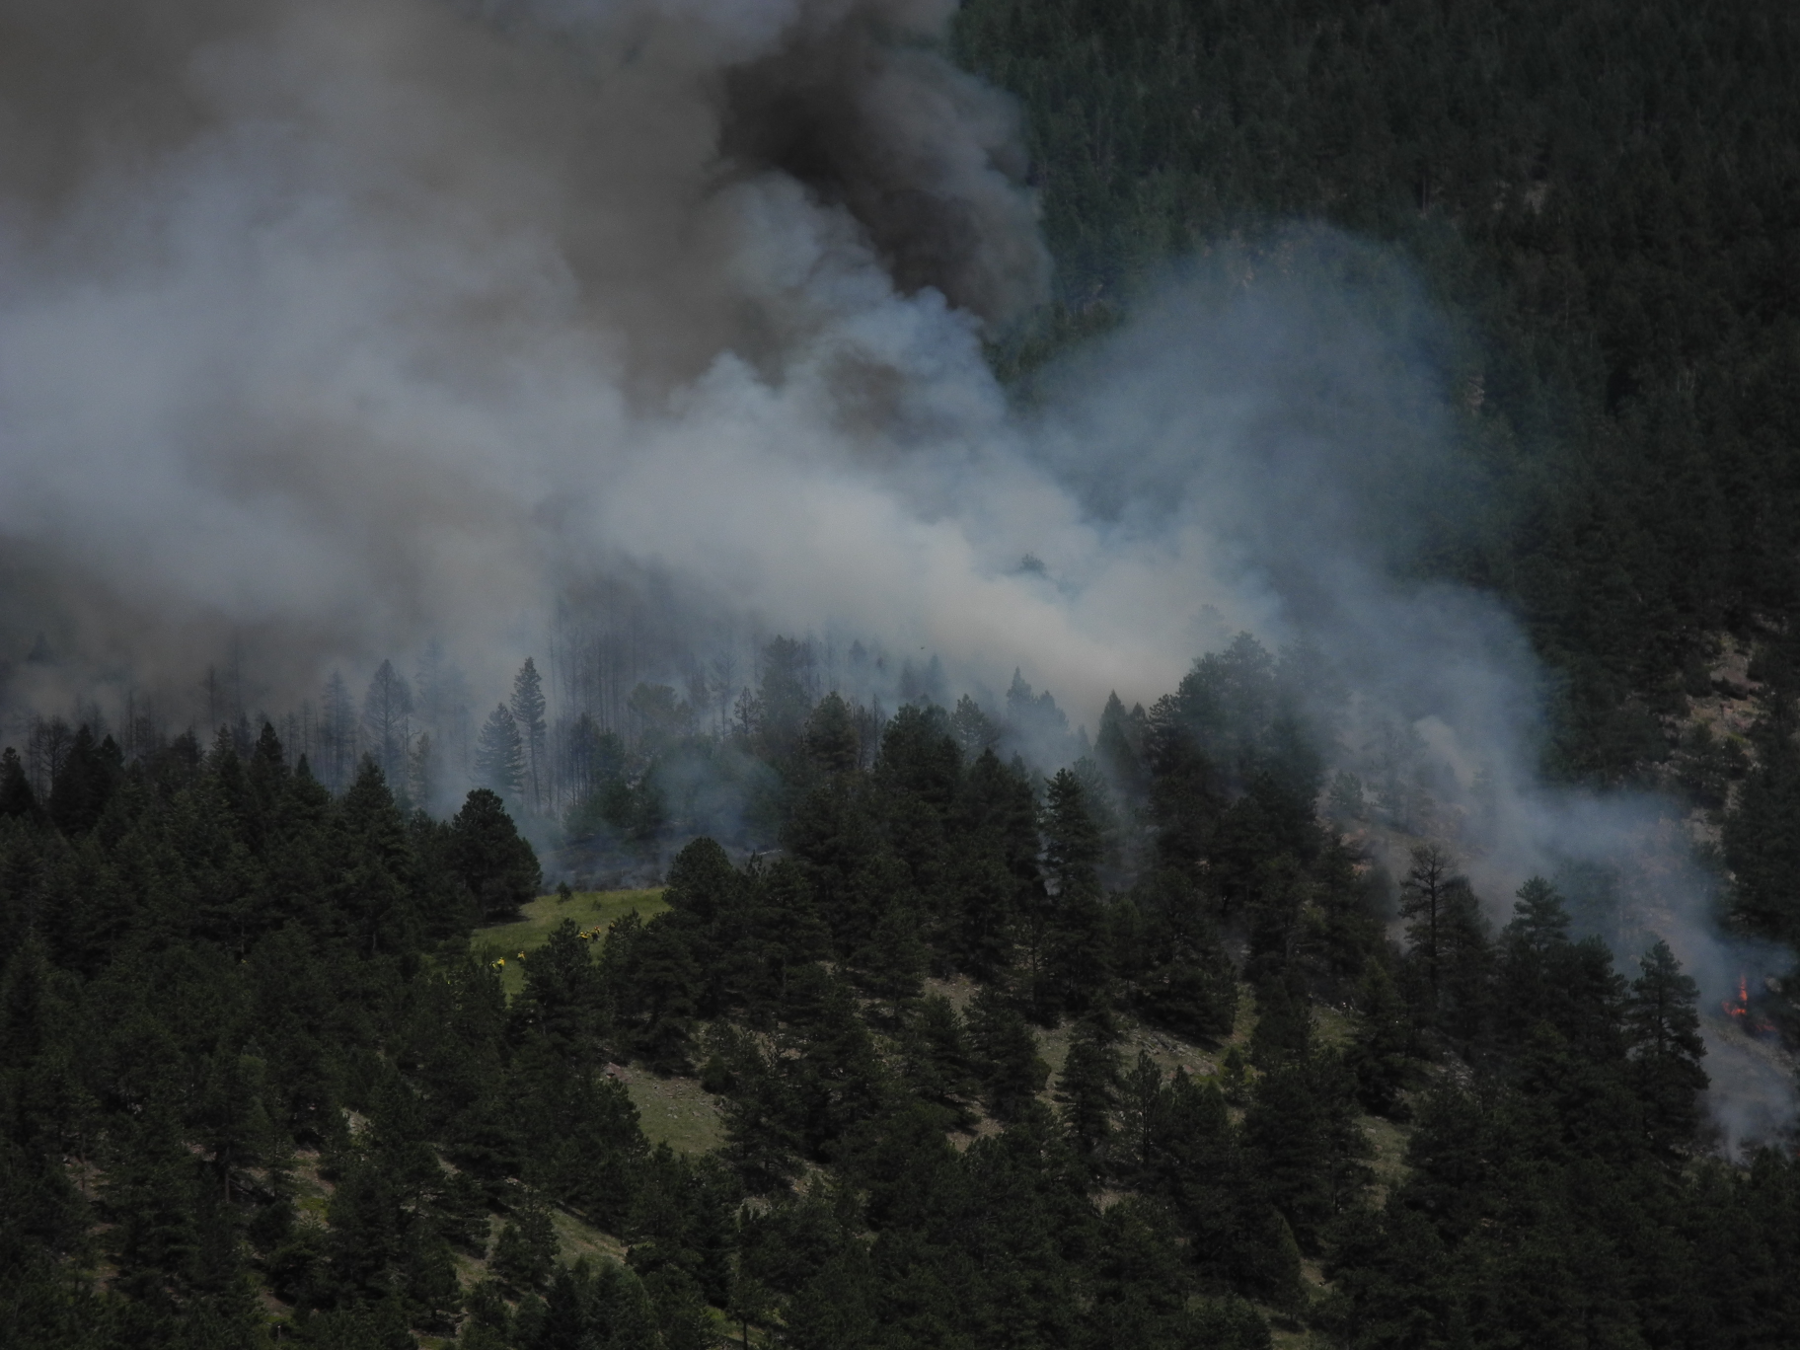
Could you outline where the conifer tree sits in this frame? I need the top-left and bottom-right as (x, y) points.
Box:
(334, 757), (424, 956)
(786, 1244), (877, 1350)
(46, 725), (121, 836)
(0, 745), (38, 820)
(491, 1193), (557, 1295)
(1722, 700), (1800, 944)
(968, 989), (1050, 1123)
(475, 703), (525, 797)
(1624, 939), (1709, 1156)
(1042, 768), (1102, 898)
(804, 691), (860, 775)
(1095, 691), (1148, 800)
(361, 659), (413, 787)
(756, 637), (815, 764)
(899, 994), (980, 1124)
(1496, 876), (1573, 1045)
(319, 669), (357, 792)
(1347, 962), (1414, 1117)
(510, 657), (548, 811)
(1400, 843), (1490, 1035)
(1057, 1016), (1122, 1173)
(449, 787), (540, 923)
(950, 694), (1002, 757)
(407, 731), (434, 813)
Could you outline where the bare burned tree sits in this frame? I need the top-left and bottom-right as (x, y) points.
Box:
(1400, 843), (1463, 999)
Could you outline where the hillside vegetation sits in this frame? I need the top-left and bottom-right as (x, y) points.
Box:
(8, 2), (1800, 1346)
(954, 0), (1800, 782)
(4, 634), (1799, 1348)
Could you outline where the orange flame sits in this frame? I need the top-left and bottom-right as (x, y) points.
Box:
(1723, 973), (1778, 1034)
(1723, 974), (1750, 1020)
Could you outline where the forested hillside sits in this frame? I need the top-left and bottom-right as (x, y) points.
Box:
(953, 0), (1800, 781)
(8, 1), (1800, 1347)
(4, 637), (1799, 1348)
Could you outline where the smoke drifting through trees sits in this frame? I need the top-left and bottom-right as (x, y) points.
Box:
(0, 1), (1791, 1139)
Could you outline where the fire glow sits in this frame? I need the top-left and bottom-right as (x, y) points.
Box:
(1723, 974), (1776, 1036)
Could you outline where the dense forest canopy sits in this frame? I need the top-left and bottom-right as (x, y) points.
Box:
(5, 0), (1800, 1347)
(954, 0), (1800, 781)
(3, 633), (1797, 1349)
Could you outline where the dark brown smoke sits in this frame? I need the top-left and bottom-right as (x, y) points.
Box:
(720, 2), (1045, 326)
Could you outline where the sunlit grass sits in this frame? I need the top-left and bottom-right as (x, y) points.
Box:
(471, 888), (668, 998)
(621, 1070), (727, 1154)
(549, 1206), (630, 1268)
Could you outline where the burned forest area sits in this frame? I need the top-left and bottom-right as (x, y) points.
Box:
(6, 1), (1800, 1349)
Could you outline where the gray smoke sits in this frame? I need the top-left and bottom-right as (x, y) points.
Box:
(0, 0), (1061, 706)
(0, 0), (1789, 1142)
(1031, 249), (1797, 1148)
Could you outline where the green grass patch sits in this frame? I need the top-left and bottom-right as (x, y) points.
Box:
(621, 1070), (726, 1154)
(550, 1206), (629, 1268)
(472, 889), (667, 998)
(1361, 1112), (1413, 1205)
(1311, 1001), (1354, 1051)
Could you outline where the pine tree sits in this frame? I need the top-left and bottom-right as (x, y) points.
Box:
(1496, 876), (1573, 1045)
(449, 788), (540, 923)
(1242, 1052), (1370, 1251)
(1398, 843), (1477, 1022)
(511, 918), (605, 1057)
(0, 746), (37, 820)
(510, 658), (548, 812)
(899, 994), (979, 1124)
(1347, 962), (1414, 1117)
(491, 1193), (557, 1295)
(1095, 691), (1148, 800)
(46, 725), (121, 836)
(1434, 882), (1493, 1046)
(334, 757), (424, 957)
(968, 989), (1049, 1123)
(950, 694), (1001, 757)
(1042, 768), (1101, 899)
(859, 901), (926, 1022)
(1624, 939), (1709, 1156)
(757, 637), (816, 764)
(1056, 1017), (1122, 1173)
(475, 704), (525, 797)
(319, 670), (357, 792)
(804, 691), (860, 775)
(1249, 975), (1312, 1070)
(1722, 700), (1800, 944)
(362, 659), (413, 787)
(786, 1244), (876, 1350)
(407, 732), (434, 813)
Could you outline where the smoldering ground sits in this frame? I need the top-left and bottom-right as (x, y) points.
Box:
(0, 0), (1791, 1140)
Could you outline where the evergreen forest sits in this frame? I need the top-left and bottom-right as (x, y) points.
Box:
(3, 632), (1798, 1348)
(7, 1), (1800, 1348)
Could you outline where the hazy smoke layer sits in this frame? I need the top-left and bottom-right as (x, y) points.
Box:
(0, 0), (1079, 704)
(0, 1), (1789, 1138)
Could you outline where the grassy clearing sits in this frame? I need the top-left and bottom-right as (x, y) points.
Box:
(921, 972), (980, 1013)
(467, 887), (726, 1155)
(1361, 1111), (1412, 1205)
(1269, 1317), (1330, 1350)
(550, 1206), (629, 1268)
(620, 1069), (727, 1154)
(1116, 1022), (1221, 1080)
(1310, 1001), (1355, 1051)
(472, 888), (667, 998)
(441, 1201), (628, 1300)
